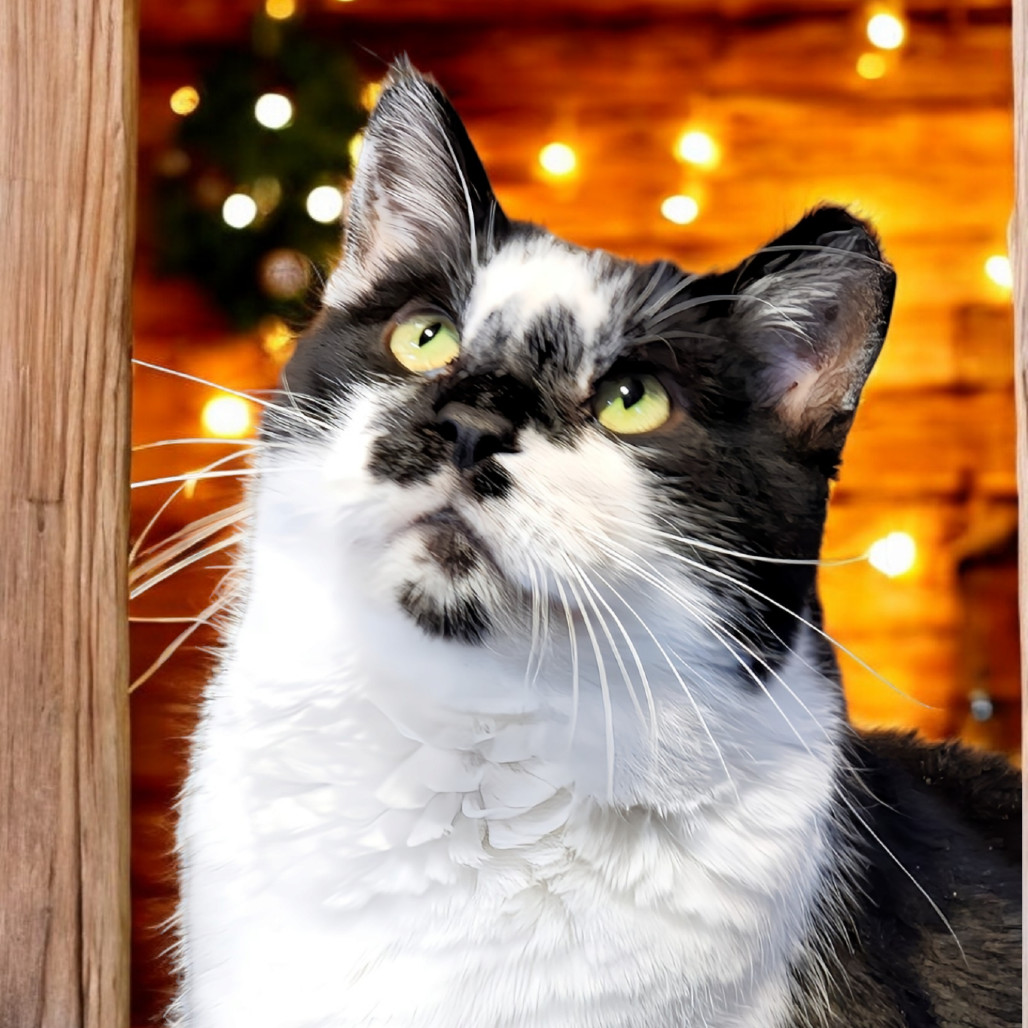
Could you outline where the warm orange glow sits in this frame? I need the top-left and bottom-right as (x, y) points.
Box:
(538, 142), (577, 178)
(170, 86), (200, 116)
(202, 395), (252, 438)
(856, 52), (888, 79)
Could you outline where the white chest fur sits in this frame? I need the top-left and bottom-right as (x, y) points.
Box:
(174, 557), (842, 1028)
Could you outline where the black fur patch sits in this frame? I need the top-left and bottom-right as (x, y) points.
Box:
(397, 582), (489, 643)
(790, 732), (1022, 1028)
(420, 513), (480, 579)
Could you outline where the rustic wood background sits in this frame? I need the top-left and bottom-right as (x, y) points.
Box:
(0, 3), (135, 1027)
(129, 1), (1019, 1022)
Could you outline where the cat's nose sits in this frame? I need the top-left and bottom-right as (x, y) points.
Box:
(433, 402), (517, 471)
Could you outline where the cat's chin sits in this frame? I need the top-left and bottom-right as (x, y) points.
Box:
(377, 506), (510, 644)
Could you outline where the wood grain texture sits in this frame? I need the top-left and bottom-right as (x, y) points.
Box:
(1011, 1), (1027, 977)
(0, 3), (135, 1027)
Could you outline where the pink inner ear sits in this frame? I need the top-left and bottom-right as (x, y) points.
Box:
(776, 365), (823, 427)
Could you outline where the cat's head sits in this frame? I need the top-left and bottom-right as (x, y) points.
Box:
(268, 61), (894, 678)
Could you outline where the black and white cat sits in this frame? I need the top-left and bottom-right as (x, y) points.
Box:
(171, 63), (1020, 1027)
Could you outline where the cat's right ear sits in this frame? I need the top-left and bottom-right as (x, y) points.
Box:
(324, 59), (505, 307)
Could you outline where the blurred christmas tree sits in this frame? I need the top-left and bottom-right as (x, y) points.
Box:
(155, 14), (365, 329)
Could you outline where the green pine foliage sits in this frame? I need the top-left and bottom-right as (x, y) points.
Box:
(155, 14), (365, 329)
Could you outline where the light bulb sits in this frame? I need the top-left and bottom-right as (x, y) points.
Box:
(674, 130), (720, 168)
(538, 142), (577, 178)
(867, 531), (916, 577)
(221, 194), (257, 229)
(201, 396), (252, 438)
(170, 86), (200, 116)
(660, 195), (700, 225)
(264, 0), (296, 18)
(254, 92), (293, 130)
(856, 52), (888, 79)
(306, 185), (345, 223)
(867, 12), (905, 50)
(984, 255), (1013, 289)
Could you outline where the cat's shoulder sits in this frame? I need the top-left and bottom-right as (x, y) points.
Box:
(856, 729), (1021, 861)
(805, 730), (1021, 1028)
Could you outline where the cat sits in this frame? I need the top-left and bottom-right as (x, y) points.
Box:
(170, 61), (1021, 1028)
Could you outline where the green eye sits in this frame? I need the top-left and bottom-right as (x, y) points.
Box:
(595, 374), (671, 434)
(388, 315), (460, 373)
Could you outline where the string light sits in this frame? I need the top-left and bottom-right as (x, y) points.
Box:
(306, 185), (345, 223)
(867, 531), (916, 577)
(660, 195), (700, 225)
(202, 396), (252, 438)
(674, 130), (720, 169)
(360, 81), (383, 111)
(260, 316), (296, 365)
(538, 142), (577, 178)
(221, 193), (257, 229)
(856, 52), (888, 79)
(984, 254), (1013, 290)
(866, 11), (906, 50)
(254, 93), (293, 130)
(264, 0), (296, 18)
(170, 86), (200, 116)
(182, 477), (199, 500)
(348, 132), (364, 168)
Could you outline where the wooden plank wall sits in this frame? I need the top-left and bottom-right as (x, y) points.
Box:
(0, 3), (135, 1027)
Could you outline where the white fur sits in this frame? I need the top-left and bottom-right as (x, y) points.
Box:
(174, 353), (846, 1026)
(462, 237), (620, 380)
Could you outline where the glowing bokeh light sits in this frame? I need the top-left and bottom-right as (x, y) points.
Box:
(674, 130), (720, 168)
(984, 255), (1013, 289)
(360, 81), (383, 110)
(202, 395), (252, 438)
(867, 532), (917, 577)
(660, 195), (700, 225)
(538, 142), (577, 178)
(254, 92), (294, 130)
(348, 132), (364, 168)
(866, 12), (905, 50)
(221, 193), (258, 229)
(306, 185), (345, 223)
(260, 317), (296, 364)
(170, 86), (200, 116)
(856, 52), (888, 79)
(264, 0), (296, 18)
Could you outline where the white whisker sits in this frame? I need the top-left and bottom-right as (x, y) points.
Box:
(130, 534), (245, 601)
(130, 592), (232, 693)
(563, 570), (615, 800)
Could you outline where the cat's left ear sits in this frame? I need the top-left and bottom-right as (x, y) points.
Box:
(325, 59), (505, 305)
(728, 206), (896, 454)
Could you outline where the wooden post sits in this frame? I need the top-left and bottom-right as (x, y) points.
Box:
(1013, 2), (1027, 1013)
(1016, 3), (1027, 744)
(0, 3), (134, 1028)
